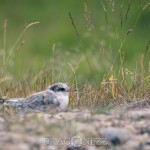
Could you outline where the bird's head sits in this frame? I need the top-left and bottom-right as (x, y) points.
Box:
(48, 83), (76, 95)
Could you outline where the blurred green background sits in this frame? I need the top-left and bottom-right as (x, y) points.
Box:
(0, 0), (150, 83)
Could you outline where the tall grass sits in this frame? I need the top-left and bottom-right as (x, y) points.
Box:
(0, 1), (149, 109)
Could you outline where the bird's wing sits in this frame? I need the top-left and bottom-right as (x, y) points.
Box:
(22, 91), (45, 109)
(23, 90), (59, 109)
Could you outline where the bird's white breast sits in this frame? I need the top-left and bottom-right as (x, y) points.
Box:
(56, 93), (69, 111)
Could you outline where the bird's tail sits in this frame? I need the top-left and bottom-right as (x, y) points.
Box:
(0, 98), (5, 105)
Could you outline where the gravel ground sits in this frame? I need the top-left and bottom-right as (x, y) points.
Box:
(0, 99), (150, 150)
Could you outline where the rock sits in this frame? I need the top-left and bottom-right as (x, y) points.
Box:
(53, 113), (63, 119)
(99, 127), (134, 145)
(0, 124), (4, 132)
(75, 122), (98, 137)
(2, 143), (30, 150)
(127, 109), (150, 120)
(92, 114), (112, 122)
(0, 117), (4, 122)
(86, 146), (97, 150)
(66, 146), (87, 150)
(0, 117), (5, 132)
(56, 112), (77, 120)
(124, 124), (137, 134)
(126, 99), (150, 110)
(132, 133), (150, 144)
(122, 134), (150, 150)
(75, 112), (91, 120)
(132, 120), (150, 135)
(118, 140), (143, 150)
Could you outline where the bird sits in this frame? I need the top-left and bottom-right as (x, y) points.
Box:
(0, 83), (74, 112)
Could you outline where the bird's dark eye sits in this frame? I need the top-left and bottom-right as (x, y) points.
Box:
(58, 88), (65, 91)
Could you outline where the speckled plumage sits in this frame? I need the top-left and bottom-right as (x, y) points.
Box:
(1, 83), (70, 112)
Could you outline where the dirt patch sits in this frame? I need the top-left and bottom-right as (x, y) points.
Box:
(0, 100), (150, 150)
